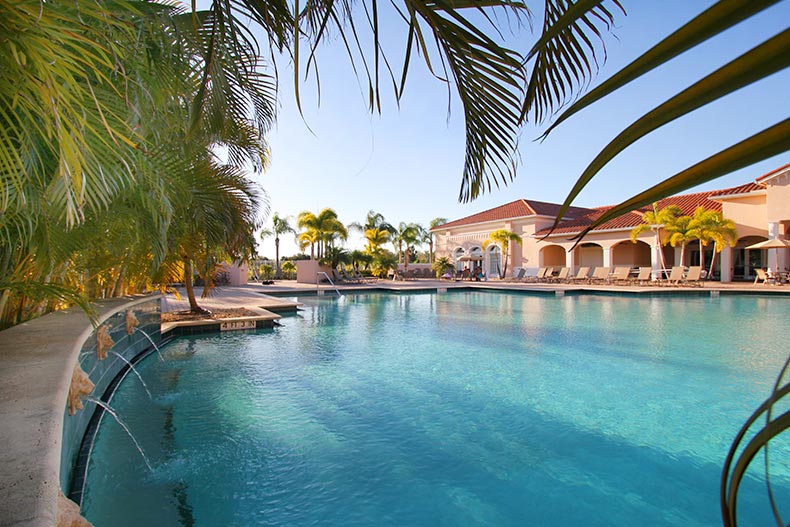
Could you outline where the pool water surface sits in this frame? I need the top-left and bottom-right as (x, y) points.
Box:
(82, 291), (790, 526)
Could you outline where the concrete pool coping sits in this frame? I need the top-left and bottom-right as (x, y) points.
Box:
(0, 294), (161, 527)
(0, 283), (786, 526)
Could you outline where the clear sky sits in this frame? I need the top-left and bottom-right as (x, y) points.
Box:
(249, 1), (790, 259)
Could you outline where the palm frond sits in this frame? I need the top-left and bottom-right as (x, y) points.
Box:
(522, 0), (623, 124)
(552, 29), (790, 232)
(568, 119), (790, 241)
(541, 0), (781, 136)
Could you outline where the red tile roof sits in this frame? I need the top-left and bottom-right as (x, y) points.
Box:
(755, 163), (790, 182)
(536, 190), (725, 237)
(709, 182), (765, 197)
(433, 199), (593, 230)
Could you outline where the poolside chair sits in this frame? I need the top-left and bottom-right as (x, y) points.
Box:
(754, 268), (777, 285)
(341, 269), (360, 283)
(524, 267), (547, 283)
(682, 266), (704, 287)
(549, 267), (570, 283)
(661, 266), (685, 286)
(631, 267), (653, 286)
(607, 266), (631, 285)
(570, 267), (590, 283)
(505, 268), (526, 282)
(588, 266), (610, 284)
(538, 267), (555, 283)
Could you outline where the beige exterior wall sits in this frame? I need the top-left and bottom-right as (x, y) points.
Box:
(719, 194), (768, 239)
(765, 169), (790, 223)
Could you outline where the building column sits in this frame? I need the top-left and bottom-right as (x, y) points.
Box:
(565, 248), (575, 274)
(768, 221), (782, 271)
(720, 246), (732, 283)
(602, 246), (612, 268)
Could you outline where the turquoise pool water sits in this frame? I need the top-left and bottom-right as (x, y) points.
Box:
(82, 292), (790, 526)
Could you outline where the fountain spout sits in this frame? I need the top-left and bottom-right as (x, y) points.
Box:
(68, 364), (94, 416)
(96, 325), (114, 361)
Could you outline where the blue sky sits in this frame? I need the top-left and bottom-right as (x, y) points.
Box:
(251, 1), (790, 258)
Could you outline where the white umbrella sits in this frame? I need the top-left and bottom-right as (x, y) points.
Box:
(745, 238), (790, 250)
(746, 238), (790, 274)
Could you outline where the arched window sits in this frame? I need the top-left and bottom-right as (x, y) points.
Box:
(453, 247), (465, 272)
(487, 245), (501, 278)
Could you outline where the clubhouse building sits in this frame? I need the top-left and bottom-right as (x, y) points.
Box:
(432, 164), (790, 283)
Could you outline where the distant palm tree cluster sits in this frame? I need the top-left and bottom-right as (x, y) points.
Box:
(260, 210), (447, 278)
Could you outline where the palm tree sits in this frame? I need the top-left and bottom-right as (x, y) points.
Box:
(664, 214), (696, 267)
(269, 213), (296, 278)
(687, 207), (738, 278)
(364, 228), (391, 255)
(297, 208), (347, 260)
(432, 256), (454, 278)
(392, 222), (421, 269)
(350, 210), (394, 235)
(630, 205), (682, 277)
(428, 218), (448, 263)
(483, 229), (522, 279)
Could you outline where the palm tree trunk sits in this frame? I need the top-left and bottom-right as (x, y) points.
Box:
(679, 243), (686, 267)
(183, 257), (205, 313)
(708, 243), (718, 279)
(429, 237), (434, 263)
(501, 244), (508, 279)
(275, 237), (281, 279)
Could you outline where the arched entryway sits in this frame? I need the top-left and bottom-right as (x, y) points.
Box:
(612, 240), (651, 267)
(574, 243), (603, 268)
(541, 245), (566, 268)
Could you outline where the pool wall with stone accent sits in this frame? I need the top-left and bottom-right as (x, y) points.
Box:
(0, 294), (163, 527)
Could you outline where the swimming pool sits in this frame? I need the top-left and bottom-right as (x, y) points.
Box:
(81, 291), (790, 526)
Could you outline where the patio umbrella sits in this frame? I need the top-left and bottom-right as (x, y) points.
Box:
(745, 238), (790, 250)
(746, 238), (790, 273)
(458, 255), (483, 261)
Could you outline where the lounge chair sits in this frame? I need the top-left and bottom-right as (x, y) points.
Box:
(505, 268), (526, 282)
(538, 267), (555, 283)
(588, 266), (610, 284)
(570, 266), (590, 283)
(607, 266), (631, 285)
(524, 267), (547, 283)
(754, 268), (777, 285)
(341, 269), (360, 283)
(353, 269), (376, 283)
(631, 267), (653, 286)
(549, 267), (570, 283)
(682, 266), (704, 287)
(661, 266), (685, 286)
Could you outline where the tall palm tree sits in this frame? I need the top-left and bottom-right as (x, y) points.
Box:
(484, 229), (522, 279)
(630, 205), (682, 277)
(392, 222), (421, 268)
(270, 213), (296, 278)
(687, 207), (738, 278)
(428, 217), (448, 263)
(664, 214), (696, 267)
(297, 208), (347, 260)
